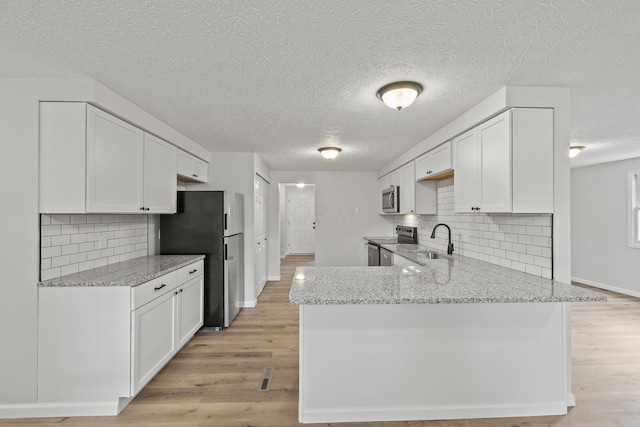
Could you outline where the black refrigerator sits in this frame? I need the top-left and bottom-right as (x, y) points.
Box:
(160, 191), (244, 329)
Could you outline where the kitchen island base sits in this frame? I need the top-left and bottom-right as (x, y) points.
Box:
(298, 302), (572, 424)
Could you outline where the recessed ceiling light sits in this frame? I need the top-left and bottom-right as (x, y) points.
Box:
(318, 147), (342, 159)
(569, 145), (585, 158)
(376, 81), (423, 111)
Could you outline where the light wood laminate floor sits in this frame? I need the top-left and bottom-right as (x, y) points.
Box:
(3, 255), (639, 426)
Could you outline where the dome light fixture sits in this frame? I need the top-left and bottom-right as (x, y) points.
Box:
(569, 145), (585, 158)
(296, 182), (306, 188)
(318, 147), (342, 159)
(376, 81), (423, 111)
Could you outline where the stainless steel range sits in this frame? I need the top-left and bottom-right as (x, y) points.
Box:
(367, 225), (417, 266)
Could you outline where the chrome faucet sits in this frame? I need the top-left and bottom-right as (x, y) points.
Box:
(431, 223), (454, 255)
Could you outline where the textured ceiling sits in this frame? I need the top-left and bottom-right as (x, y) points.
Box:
(1, 0), (639, 170)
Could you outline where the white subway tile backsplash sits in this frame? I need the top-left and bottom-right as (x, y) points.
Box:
(40, 214), (149, 280)
(51, 214), (70, 225)
(41, 236), (52, 248)
(41, 225), (61, 236)
(396, 178), (553, 279)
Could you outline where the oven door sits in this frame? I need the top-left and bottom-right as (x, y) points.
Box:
(382, 186), (399, 213)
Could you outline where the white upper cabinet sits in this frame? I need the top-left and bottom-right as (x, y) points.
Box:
(398, 162), (416, 214)
(453, 108), (553, 214)
(415, 141), (452, 181)
(40, 102), (179, 214)
(143, 134), (177, 213)
(177, 149), (208, 183)
(86, 105), (145, 213)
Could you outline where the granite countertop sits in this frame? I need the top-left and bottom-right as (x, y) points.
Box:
(38, 255), (205, 287)
(289, 245), (606, 305)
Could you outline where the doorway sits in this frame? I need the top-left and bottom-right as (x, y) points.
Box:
(283, 184), (315, 255)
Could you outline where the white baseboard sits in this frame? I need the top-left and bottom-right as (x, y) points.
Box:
(242, 299), (257, 308)
(300, 402), (568, 424)
(0, 400), (122, 419)
(268, 275), (281, 281)
(572, 276), (640, 298)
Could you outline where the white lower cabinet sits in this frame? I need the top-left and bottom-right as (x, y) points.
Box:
(38, 260), (204, 411)
(176, 276), (205, 349)
(131, 289), (177, 395)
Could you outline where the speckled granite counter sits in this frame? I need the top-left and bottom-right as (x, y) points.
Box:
(289, 247), (605, 305)
(38, 255), (205, 287)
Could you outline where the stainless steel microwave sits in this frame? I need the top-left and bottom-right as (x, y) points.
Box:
(382, 185), (399, 213)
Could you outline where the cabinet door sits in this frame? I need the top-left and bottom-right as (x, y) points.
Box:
(429, 141), (452, 176)
(398, 163), (415, 214)
(144, 134), (177, 213)
(453, 128), (480, 212)
(479, 111), (512, 212)
(87, 105), (145, 213)
(414, 152), (432, 181)
(176, 276), (204, 349)
(192, 158), (208, 183)
(131, 290), (177, 395)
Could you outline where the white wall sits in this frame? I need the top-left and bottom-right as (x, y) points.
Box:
(268, 171), (393, 274)
(571, 157), (640, 297)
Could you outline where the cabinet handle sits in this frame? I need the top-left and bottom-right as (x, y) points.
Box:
(180, 289), (183, 293)
(189, 269), (198, 274)
(192, 174), (198, 178)
(154, 284), (166, 291)
(139, 207), (145, 211)
(175, 290), (179, 295)
(145, 207), (150, 211)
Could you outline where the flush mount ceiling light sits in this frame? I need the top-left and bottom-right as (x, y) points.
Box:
(296, 182), (306, 188)
(318, 147), (342, 159)
(569, 145), (585, 158)
(376, 81), (423, 111)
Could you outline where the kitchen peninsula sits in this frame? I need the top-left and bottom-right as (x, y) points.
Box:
(290, 250), (605, 424)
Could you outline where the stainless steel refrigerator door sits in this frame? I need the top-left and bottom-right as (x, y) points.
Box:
(223, 191), (244, 236)
(224, 233), (244, 327)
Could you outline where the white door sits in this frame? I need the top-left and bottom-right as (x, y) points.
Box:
(254, 175), (269, 296)
(288, 193), (315, 254)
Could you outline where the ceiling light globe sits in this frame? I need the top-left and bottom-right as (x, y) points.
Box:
(318, 147), (341, 159)
(377, 81), (423, 110)
(569, 145), (585, 158)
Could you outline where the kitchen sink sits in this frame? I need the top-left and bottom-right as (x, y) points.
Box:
(404, 249), (441, 259)
(418, 251), (440, 259)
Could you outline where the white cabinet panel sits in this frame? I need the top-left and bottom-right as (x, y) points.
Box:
(177, 149), (208, 183)
(479, 112), (512, 212)
(453, 129), (480, 212)
(176, 276), (204, 349)
(144, 134), (177, 213)
(131, 289), (177, 395)
(415, 141), (452, 181)
(87, 105), (145, 213)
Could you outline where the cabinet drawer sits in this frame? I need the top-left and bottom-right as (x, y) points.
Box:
(131, 271), (178, 310)
(177, 260), (204, 285)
